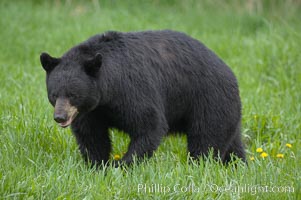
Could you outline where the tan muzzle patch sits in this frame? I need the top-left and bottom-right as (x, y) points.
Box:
(54, 98), (78, 128)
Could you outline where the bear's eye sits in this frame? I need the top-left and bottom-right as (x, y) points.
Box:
(68, 93), (79, 99)
(51, 94), (58, 99)
(48, 93), (57, 106)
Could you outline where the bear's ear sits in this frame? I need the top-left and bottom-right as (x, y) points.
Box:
(40, 52), (61, 72)
(84, 53), (102, 76)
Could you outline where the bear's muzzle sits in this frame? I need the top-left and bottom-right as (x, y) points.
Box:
(54, 98), (78, 128)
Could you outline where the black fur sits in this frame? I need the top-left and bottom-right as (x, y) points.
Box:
(40, 30), (245, 167)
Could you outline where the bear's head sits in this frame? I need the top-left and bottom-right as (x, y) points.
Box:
(40, 52), (102, 128)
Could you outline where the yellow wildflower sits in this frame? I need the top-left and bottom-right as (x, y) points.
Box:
(250, 156), (255, 161)
(256, 147), (263, 153)
(114, 154), (121, 160)
(260, 152), (268, 158)
(286, 143), (292, 148)
(276, 154), (284, 158)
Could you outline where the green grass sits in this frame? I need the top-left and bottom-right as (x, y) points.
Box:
(0, 0), (300, 199)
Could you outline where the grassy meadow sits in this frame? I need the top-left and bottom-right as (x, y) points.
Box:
(0, 0), (300, 199)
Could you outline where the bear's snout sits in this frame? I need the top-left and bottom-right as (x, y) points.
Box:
(54, 112), (68, 123)
(54, 98), (79, 128)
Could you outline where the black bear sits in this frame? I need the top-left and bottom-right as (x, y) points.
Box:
(40, 30), (245, 167)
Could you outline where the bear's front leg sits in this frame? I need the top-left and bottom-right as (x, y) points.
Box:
(119, 108), (168, 166)
(120, 135), (161, 165)
(71, 113), (111, 168)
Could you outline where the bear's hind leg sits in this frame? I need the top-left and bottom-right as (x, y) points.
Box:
(186, 122), (228, 162)
(221, 133), (246, 163)
(187, 120), (245, 164)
